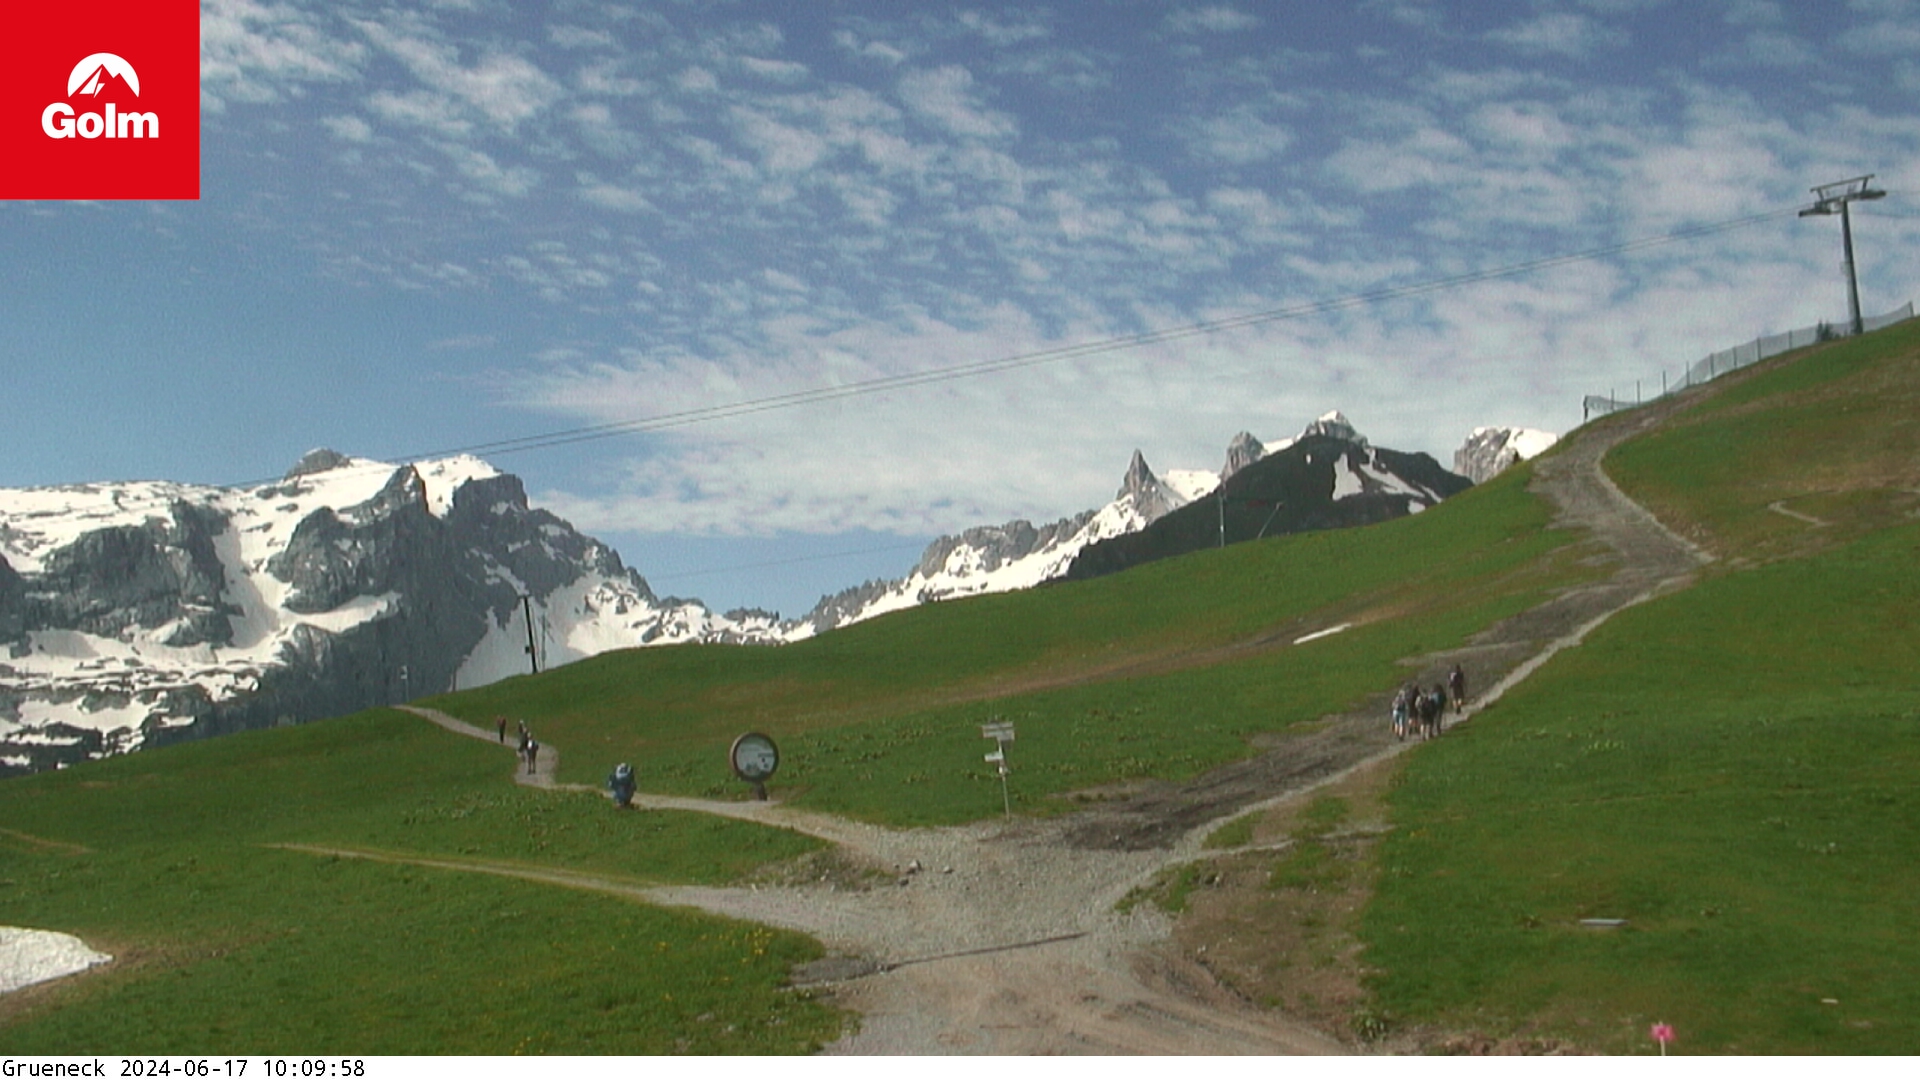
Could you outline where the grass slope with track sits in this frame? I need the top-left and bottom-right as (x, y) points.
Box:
(428, 467), (1590, 826)
(0, 423), (1599, 1051)
(1360, 320), (1920, 1053)
(0, 710), (840, 1053)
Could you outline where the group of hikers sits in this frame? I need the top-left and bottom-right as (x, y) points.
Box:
(496, 716), (541, 776)
(1392, 665), (1468, 741)
(495, 714), (638, 808)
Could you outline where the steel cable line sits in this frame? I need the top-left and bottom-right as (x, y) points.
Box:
(644, 540), (932, 584)
(425, 206), (1802, 462)
(5, 204), (1803, 521)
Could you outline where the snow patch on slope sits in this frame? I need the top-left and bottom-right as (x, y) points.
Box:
(0, 928), (111, 994)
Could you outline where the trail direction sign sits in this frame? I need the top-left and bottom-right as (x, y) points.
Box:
(980, 720), (1015, 817)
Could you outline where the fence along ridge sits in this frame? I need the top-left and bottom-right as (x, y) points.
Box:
(1584, 301), (1915, 419)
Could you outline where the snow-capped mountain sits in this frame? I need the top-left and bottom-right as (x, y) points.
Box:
(0, 450), (776, 775)
(796, 411), (1465, 630)
(1, 413), (1489, 774)
(1453, 426), (1559, 484)
(796, 447), (1218, 634)
(1064, 412), (1471, 582)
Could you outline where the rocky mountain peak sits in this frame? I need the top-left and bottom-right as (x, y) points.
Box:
(1118, 449), (1158, 501)
(1297, 410), (1366, 447)
(286, 448), (353, 479)
(1453, 426), (1558, 484)
(1222, 431), (1266, 481)
(0, 452), (771, 776)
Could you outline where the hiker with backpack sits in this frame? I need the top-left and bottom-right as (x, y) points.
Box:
(608, 762), (636, 808)
(1420, 685), (1446, 739)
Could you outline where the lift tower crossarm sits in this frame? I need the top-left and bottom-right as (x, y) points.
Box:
(1800, 174), (1886, 337)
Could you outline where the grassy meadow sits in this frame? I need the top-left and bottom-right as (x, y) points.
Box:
(1, 430), (1595, 1052)
(1359, 323), (1920, 1052)
(11, 319), (1911, 1053)
(0, 709), (840, 1053)
(430, 465), (1591, 825)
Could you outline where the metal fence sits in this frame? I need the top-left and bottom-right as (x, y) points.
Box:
(1583, 301), (1915, 419)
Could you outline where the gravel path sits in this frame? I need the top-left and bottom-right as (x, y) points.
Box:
(385, 391), (1717, 1054)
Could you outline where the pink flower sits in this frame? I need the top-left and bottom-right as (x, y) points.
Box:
(1651, 1022), (1675, 1044)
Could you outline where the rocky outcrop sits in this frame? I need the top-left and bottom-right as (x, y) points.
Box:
(27, 501), (237, 648)
(1221, 432), (1266, 481)
(1117, 451), (1186, 523)
(0, 555), (25, 643)
(1453, 427), (1558, 484)
(913, 515), (1095, 581)
(269, 467), (441, 614)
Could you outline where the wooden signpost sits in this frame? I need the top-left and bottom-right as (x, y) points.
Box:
(981, 720), (1014, 818)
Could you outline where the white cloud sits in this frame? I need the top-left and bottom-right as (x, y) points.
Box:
(1189, 109), (1294, 164)
(1722, 30), (1818, 67)
(1724, 0), (1787, 26)
(1167, 7), (1262, 34)
(728, 106), (832, 173)
(834, 30), (910, 66)
(741, 56), (812, 81)
(1489, 13), (1627, 57)
(577, 173), (652, 213)
(898, 66), (1016, 140)
(355, 18), (565, 131)
(201, 0), (367, 107)
(677, 66), (720, 94)
(174, 4), (1920, 564)
(549, 25), (614, 50)
(1837, 10), (1920, 54)
(368, 89), (474, 138)
(442, 144), (541, 199)
(956, 10), (1052, 46)
(510, 249), (1824, 541)
(321, 114), (374, 142)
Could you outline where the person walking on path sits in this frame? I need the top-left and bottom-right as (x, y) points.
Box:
(1448, 665), (1467, 714)
(608, 762), (636, 808)
(496, 716), (506, 743)
(526, 738), (540, 776)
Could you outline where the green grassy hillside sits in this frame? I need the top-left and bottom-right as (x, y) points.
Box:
(1, 418), (1596, 1051)
(1360, 322), (1920, 1053)
(0, 711), (839, 1053)
(21, 320), (1906, 1052)
(429, 467), (1588, 824)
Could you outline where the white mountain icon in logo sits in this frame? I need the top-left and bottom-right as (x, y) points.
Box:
(68, 53), (140, 97)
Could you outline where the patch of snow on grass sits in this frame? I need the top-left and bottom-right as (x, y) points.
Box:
(1292, 623), (1352, 645)
(0, 928), (110, 994)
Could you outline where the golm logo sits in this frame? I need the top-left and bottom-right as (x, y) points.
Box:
(42, 53), (159, 140)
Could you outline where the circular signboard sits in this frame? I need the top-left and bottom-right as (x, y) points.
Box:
(729, 732), (780, 784)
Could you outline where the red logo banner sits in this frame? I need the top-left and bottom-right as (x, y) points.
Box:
(0, 0), (200, 199)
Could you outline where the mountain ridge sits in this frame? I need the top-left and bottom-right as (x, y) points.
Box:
(0, 414), (1546, 774)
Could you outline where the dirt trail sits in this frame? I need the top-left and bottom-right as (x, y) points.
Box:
(385, 393), (1713, 1054)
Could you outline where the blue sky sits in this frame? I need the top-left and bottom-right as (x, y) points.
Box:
(7, 0), (1920, 618)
